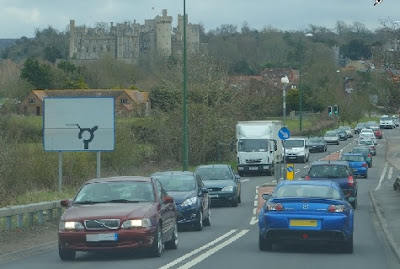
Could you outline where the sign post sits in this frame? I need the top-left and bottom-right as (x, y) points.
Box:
(43, 97), (115, 190)
(286, 164), (294, 180)
(278, 127), (291, 181)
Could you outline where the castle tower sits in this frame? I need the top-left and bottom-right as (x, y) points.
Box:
(155, 9), (173, 56)
(69, 20), (75, 59)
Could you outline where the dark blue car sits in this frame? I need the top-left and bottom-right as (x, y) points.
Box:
(151, 171), (211, 231)
(340, 153), (368, 178)
(258, 180), (354, 253)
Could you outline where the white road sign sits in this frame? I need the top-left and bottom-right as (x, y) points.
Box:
(43, 97), (115, 151)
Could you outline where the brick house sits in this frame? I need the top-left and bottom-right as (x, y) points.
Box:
(19, 89), (150, 117)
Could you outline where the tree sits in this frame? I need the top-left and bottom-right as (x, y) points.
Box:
(21, 58), (54, 89)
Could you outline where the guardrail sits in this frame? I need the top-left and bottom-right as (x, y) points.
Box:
(0, 201), (63, 230)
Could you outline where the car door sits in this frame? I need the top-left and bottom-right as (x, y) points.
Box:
(155, 179), (176, 240)
(196, 175), (209, 217)
(229, 165), (241, 198)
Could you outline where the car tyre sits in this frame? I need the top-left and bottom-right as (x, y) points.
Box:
(238, 193), (241, 203)
(58, 244), (76, 261)
(164, 223), (178, 250)
(203, 208), (211, 226)
(343, 235), (354, 254)
(194, 210), (203, 231)
(231, 198), (239, 207)
(259, 234), (272, 251)
(351, 200), (357, 210)
(364, 173), (368, 179)
(150, 224), (163, 257)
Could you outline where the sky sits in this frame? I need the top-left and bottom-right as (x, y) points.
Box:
(0, 0), (399, 38)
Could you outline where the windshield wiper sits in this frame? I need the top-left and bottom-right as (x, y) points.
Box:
(106, 199), (140, 203)
(73, 200), (105, 205)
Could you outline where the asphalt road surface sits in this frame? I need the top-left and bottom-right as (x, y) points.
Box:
(1, 129), (400, 269)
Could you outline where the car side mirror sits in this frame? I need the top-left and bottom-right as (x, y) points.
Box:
(235, 174), (241, 181)
(61, 199), (71, 207)
(163, 196), (174, 204)
(262, 193), (271, 200)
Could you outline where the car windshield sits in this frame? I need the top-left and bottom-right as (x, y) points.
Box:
(153, 175), (196, 191)
(273, 185), (341, 199)
(284, 140), (304, 147)
(381, 117), (391, 121)
(359, 140), (373, 146)
(196, 167), (232, 180)
(309, 138), (323, 143)
(74, 182), (155, 203)
(325, 131), (337, 137)
(341, 155), (365, 162)
(353, 148), (368, 155)
(308, 165), (350, 178)
(238, 139), (268, 152)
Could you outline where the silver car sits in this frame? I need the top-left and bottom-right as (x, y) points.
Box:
(358, 139), (376, 156)
(324, 130), (339, 145)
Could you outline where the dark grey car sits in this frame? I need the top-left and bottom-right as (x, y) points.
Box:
(194, 164), (241, 207)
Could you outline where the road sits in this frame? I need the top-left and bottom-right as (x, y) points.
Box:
(1, 129), (400, 269)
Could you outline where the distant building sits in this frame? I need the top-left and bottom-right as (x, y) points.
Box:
(19, 89), (150, 117)
(69, 9), (200, 64)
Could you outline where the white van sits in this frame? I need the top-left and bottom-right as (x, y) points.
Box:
(380, 115), (395, 129)
(283, 137), (309, 163)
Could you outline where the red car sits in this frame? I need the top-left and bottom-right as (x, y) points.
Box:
(372, 127), (383, 139)
(58, 176), (178, 260)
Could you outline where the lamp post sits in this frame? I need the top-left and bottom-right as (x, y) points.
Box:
(281, 76), (289, 180)
(299, 33), (313, 134)
(182, 0), (188, 171)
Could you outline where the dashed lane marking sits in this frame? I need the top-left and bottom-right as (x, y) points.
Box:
(375, 163), (388, 191)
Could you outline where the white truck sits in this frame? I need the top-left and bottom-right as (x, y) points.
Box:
(236, 121), (283, 176)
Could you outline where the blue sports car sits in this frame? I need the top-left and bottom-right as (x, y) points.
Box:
(258, 180), (354, 253)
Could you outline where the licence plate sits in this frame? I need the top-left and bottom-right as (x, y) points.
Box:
(209, 194), (219, 198)
(353, 169), (357, 172)
(86, 233), (118, 242)
(249, 167), (258, 170)
(290, 219), (318, 227)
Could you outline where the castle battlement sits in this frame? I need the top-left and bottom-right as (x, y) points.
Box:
(69, 9), (200, 64)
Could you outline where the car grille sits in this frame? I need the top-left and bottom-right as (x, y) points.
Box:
(208, 188), (222, 192)
(245, 158), (262, 164)
(84, 219), (120, 230)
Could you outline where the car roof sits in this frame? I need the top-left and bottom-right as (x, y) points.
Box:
(342, 153), (364, 157)
(86, 176), (152, 184)
(309, 161), (350, 167)
(195, 164), (230, 169)
(151, 171), (194, 176)
(277, 179), (340, 188)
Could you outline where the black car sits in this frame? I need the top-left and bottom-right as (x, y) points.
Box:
(305, 161), (358, 209)
(195, 164), (241, 207)
(337, 129), (348, 141)
(151, 171), (211, 231)
(308, 137), (327, 152)
(354, 123), (367, 134)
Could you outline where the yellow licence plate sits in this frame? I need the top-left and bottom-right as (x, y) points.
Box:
(290, 219), (318, 227)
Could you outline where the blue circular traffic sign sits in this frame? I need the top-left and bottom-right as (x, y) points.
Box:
(278, 127), (290, 140)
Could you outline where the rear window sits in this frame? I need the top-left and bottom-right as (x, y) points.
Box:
(308, 164), (350, 178)
(273, 185), (341, 199)
(341, 155), (365, 162)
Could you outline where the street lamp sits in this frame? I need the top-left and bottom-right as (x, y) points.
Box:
(299, 33), (313, 134)
(281, 76), (289, 180)
(182, 0), (188, 171)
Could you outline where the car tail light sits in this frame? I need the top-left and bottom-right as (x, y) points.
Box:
(328, 204), (345, 212)
(368, 154), (372, 158)
(266, 202), (284, 211)
(362, 163), (368, 168)
(305, 175), (310, 180)
(348, 175), (354, 187)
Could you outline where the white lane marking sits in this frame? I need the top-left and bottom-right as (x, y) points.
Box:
(294, 169), (301, 174)
(375, 164), (388, 191)
(253, 200), (258, 207)
(158, 230), (237, 269)
(240, 179), (250, 183)
(177, 230), (249, 269)
(250, 217), (258, 225)
(253, 208), (257, 215)
(303, 165), (309, 169)
(388, 167), (393, 180)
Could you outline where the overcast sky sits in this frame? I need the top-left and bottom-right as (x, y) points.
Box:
(0, 0), (399, 38)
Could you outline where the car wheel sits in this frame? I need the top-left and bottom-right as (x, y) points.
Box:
(238, 193), (241, 203)
(194, 210), (203, 231)
(203, 208), (211, 226)
(324, 146), (327, 152)
(343, 235), (354, 254)
(238, 171), (243, 177)
(164, 223), (178, 250)
(58, 244), (76, 261)
(259, 234), (272, 251)
(364, 173), (368, 179)
(150, 224), (163, 257)
(231, 197), (239, 207)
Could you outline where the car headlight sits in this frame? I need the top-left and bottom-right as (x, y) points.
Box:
(222, 185), (234, 192)
(181, 197), (197, 207)
(121, 218), (152, 229)
(59, 221), (84, 231)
